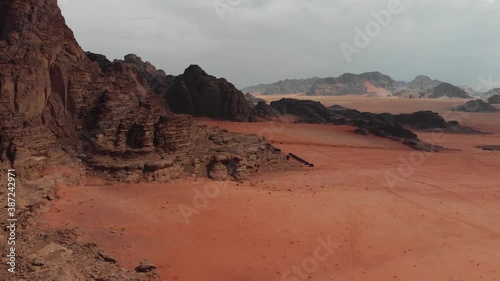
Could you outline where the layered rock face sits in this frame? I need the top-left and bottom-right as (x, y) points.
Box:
(0, 0), (101, 178)
(164, 65), (252, 121)
(0, 0), (292, 184)
(307, 72), (397, 96)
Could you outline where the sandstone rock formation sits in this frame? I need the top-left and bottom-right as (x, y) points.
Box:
(0, 0), (284, 184)
(452, 99), (499, 112)
(242, 77), (321, 95)
(0, 0), (298, 279)
(307, 72), (397, 96)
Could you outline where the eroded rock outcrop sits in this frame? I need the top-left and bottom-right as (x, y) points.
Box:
(165, 65), (252, 121)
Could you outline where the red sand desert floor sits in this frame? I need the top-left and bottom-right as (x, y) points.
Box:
(41, 99), (500, 281)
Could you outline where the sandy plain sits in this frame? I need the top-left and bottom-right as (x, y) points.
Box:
(41, 96), (500, 281)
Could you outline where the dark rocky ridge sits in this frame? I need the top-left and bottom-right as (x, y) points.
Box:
(91, 53), (253, 121)
(165, 65), (252, 121)
(269, 98), (484, 151)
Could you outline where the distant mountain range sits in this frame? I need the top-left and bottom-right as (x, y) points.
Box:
(242, 73), (497, 99)
(241, 77), (321, 95)
(307, 72), (397, 96)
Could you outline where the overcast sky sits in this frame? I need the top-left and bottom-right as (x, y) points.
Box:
(59, 0), (499, 90)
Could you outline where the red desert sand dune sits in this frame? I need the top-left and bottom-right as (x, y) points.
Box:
(41, 98), (500, 281)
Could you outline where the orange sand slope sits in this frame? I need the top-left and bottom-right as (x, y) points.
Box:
(42, 99), (500, 281)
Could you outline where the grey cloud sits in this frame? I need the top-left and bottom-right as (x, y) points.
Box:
(59, 0), (499, 89)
